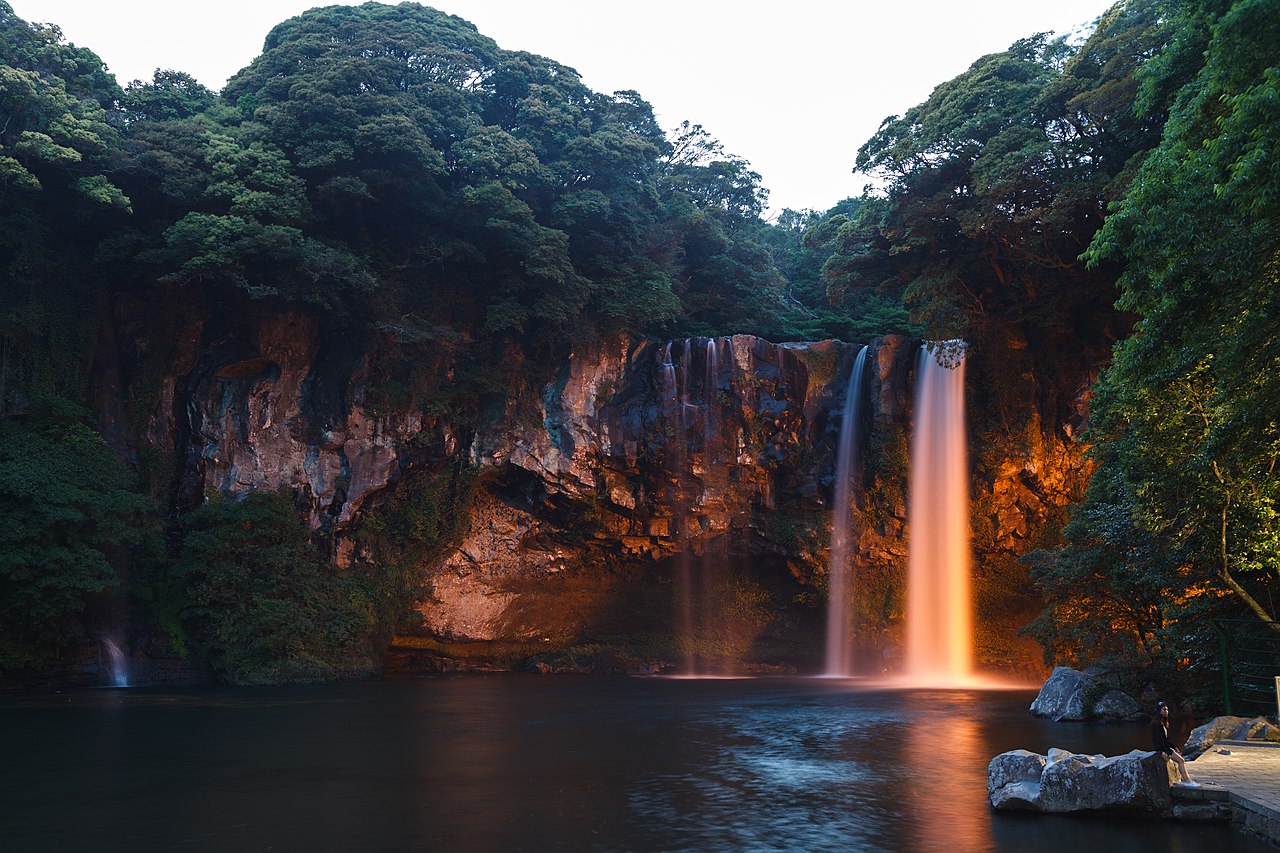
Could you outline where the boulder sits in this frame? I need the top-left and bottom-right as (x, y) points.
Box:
(988, 749), (1046, 810)
(1029, 667), (1143, 722)
(989, 748), (1173, 816)
(1029, 667), (1094, 720)
(1093, 689), (1145, 722)
(1183, 715), (1280, 758)
(1040, 750), (1172, 815)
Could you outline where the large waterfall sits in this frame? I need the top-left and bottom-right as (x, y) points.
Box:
(905, 345), (972, 684)
(824, 345), (869, 676)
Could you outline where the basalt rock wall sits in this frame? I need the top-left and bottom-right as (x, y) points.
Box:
(115, 297), (1092, 673)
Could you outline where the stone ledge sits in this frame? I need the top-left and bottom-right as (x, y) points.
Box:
(1229, 792), (1280, 825)
(1218, 739), (1280, 749)
(1172, 784), (1230, 802)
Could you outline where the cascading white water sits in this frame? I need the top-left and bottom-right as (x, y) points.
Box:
(659, 343), (699, 674)
(101, 636), (129, 687)
(905, 344), (972, 684)
(666, 337), (742, 675)
(704, 338), (719, 456)
(824, 345), (868, 676)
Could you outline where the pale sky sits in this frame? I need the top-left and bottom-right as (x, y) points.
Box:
(12, 0), (1118, 214)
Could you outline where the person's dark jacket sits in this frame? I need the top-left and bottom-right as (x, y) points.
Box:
(1150, 718), (1175, 755)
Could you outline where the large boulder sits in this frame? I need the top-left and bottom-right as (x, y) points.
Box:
(1093, 689), (1146, 722)
(1029, 667), (1144, 722)
(1040, 750), (1173, 815)
(989, 748), (1173, 816)
(1183, 715), (1280, 758)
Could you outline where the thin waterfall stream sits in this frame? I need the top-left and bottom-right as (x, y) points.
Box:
(824, 345), (868, 676)
(100, 636), (129, 687)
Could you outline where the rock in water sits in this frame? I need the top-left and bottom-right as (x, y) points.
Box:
(1039, 750), (1172, 815)
(1093, 689), (1144, 722)
(987, 750), (1047, 810)
(1029, 667), (1143, 722)
(990, 749), (1174, 816)
(1029, 667), (1094, 719)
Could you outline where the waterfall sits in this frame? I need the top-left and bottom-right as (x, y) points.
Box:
(824, 345), (869, 676)
(664, 337), (742, 675)
(704, 338), (719, 457)
(659, 343), (698, 674)
(905, 344), (972, 684)
(101, 636), (129, 687)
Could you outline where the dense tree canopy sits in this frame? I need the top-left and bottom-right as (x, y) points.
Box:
(1031, 0), (1280, 687)
(0, 399), (156, 667)
(822, 1), (1179, 439)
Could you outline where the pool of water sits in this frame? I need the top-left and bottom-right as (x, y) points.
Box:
(0, 677), (1267, 852)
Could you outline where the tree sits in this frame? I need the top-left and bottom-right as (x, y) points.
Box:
(122, 69), (215, 124)
(1036, 0), (1280, 694)
(0, 3), (132, 414)
(0, 1), (128, 208)
(826, 4), (1176, 440)
(0, 398), (156, 669)
(176, 490), (376, 684)
(217, 2), (690, 344)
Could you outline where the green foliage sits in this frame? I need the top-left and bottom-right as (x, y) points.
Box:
(0, 3), (127, 208)
(122, 69), (216, 123)
(824, 4), (1179, 438)
(176, 490), (376, 684)
(217, 3), (676, 338)
(354, 461), (476, 632)
(0, 398), (156, 669)
(357, 463), (475, 560)
(1038, 0), (1280, 694)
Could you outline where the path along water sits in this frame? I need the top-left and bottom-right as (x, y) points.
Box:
(1181, 740), (1280, 844)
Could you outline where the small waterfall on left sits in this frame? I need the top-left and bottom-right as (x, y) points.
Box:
(101, 636), (129, 687)
(824, 345), (869, 676)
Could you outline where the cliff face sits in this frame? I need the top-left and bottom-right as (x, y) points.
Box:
(119, 298), (1092, 674)
(424, 335), (841, 651)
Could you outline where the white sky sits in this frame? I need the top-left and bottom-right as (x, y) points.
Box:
(11, 0), (1117, 214)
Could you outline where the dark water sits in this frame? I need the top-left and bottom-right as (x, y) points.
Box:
(0, 677), (1268, 852)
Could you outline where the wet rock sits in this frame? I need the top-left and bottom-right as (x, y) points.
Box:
(1040, 750), (1172, 815)
(177, 309), (427, 531)
(989, 748), (1173, 816)
(131, 307), (1094, 671)
(988, 749), (1047, 810)
(1030, 667), (1143, 722)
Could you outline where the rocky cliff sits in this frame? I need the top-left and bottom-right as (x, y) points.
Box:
(115, 297), (1093, 675)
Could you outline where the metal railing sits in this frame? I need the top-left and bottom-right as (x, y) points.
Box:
(1211, 618), (1280, 718)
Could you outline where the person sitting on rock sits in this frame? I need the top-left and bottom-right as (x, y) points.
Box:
(1151, 701), (1198, 786)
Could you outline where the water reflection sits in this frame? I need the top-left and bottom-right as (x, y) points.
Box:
(0, 679), (1270, 853)
(902, 693), (991, 851)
